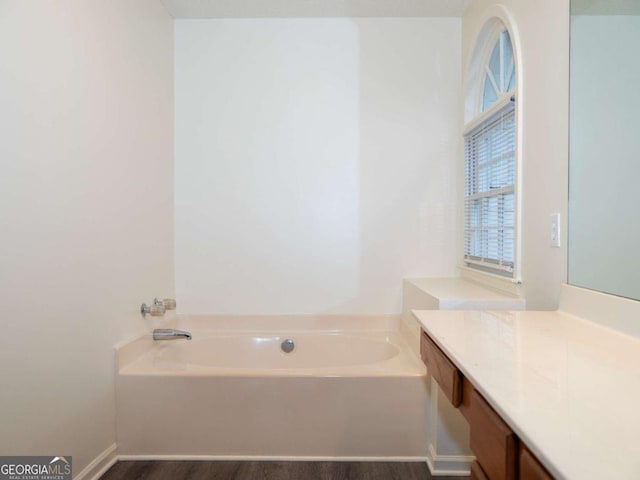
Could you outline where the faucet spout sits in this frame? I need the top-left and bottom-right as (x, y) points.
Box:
(153, 329), (192, 341)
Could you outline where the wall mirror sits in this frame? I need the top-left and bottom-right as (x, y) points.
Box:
(569, 0), (640, 300)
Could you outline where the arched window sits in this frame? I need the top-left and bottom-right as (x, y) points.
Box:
(463, 23), (518, 278)
(481, 30), (516, 111)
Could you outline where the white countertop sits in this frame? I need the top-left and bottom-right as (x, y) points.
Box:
(412, 309), (640, 480)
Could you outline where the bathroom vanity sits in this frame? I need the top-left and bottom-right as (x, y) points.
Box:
(413, 304), (640, 480)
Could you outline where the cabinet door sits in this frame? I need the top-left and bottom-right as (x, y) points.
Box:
(470, 461), (489, 480)
(469, 390), (517, 480)
(520, 445), (554, 480)
(420, 330), (462, 406)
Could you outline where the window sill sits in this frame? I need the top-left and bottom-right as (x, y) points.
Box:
(459, 266), (523, 298)
(403, 276), (525, 313)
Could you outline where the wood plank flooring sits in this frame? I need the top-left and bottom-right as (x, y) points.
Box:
(100, 461), (470, 480)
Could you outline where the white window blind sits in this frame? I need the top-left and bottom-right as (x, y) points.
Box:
(464, 101), (516, 276)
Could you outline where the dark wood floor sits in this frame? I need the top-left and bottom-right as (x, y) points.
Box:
(100, 461), (470, 480)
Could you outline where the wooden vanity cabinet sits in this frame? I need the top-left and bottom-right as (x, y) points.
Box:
(469, 389), (518, 480)
(519, 445), (553, 480)
(470, 461), (490, 480)
(460, 375), (474, 422)
(420, 330), (462, 406)
(420, 329), (554, 480)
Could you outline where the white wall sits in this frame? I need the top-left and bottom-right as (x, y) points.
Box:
(0, 0), (174, 475)
(463, 0), (570, 309)
(568, 15), (640, 301)
(175, 18), (461, 314)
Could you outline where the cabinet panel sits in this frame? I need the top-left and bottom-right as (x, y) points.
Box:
(420, 330), (462, 406)
(460, 375), (474, 422)
(469, 389), (517, 480)
(520, 445), (553, 480)
(470, 460), (489, 480)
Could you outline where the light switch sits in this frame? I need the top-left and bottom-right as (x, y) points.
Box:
(550, 213), (561, 248)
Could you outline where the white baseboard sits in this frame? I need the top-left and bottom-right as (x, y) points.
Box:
(118, 454), (428, 462)
(76, 445), (428, 479)
(426, 444), (474, 476)
(74, 444), (118, 480)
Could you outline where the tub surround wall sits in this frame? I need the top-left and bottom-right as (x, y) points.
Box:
(0, 0), (174, 476)
(175, 18), (462, 315)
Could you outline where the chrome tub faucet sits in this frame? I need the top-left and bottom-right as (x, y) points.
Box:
(153, 329), (192, 341)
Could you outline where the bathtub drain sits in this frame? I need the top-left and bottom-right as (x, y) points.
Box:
(281, 338), (295, 353)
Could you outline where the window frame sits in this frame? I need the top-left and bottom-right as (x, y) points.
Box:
(461, 17), (522, 287)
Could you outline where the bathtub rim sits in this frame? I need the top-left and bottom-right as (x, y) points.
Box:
(116, 314), (425, 378)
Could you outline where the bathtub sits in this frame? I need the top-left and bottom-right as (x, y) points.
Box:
(116, 315), (429, 460)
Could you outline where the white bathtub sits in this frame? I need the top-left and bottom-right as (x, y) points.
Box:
(116, 315), (429, 460)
